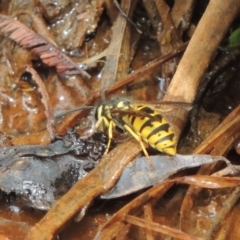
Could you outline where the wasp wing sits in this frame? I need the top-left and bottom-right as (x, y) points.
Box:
(110, 108), (163, 121)
(129, 100), (193, 112)
(110, 101), (192, 122)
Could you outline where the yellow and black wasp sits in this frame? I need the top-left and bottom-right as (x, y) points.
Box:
(56, 98), (191, 166)
(94, 98), (189, 164)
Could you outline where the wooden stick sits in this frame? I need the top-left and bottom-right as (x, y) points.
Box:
(178, 1), (240, 236)
(162, 0), (240, 139)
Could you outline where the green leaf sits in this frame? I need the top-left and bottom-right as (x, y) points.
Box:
(221, 27), (240, 51)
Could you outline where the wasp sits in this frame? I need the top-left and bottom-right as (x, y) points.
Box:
(56, 98), (191, 166)
(95, 98), (190, 165)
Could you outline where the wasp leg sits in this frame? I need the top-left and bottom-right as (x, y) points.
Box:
(93, 116), (104, 132)
(92, 116), (113, 155)
(123, 124), (154, 170)
(104, 120), (114, 155)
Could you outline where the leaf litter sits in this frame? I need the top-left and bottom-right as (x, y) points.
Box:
(0, 1), (239, 240)
(0, 14), (90, 79)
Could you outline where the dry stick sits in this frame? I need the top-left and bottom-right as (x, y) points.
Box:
(143, 204), (155, 240)
(24, 140), (141, 240)
(26, 66), (55, 140)
(162, 0), (240, 141)
(103, 42), (188, 97)
(154, 0), (182, 83)
(100, 0), (131, 90)
(124, 215), (202, 240)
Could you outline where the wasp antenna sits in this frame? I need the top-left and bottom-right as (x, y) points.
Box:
(55, 106), (94, 119)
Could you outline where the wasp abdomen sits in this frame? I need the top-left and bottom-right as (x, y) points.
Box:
(126, 105), (177, 155)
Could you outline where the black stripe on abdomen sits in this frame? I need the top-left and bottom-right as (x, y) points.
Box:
(130, 116), (136, 125)
(139, 118), (153, 133)
(154, 133), (175, 145)
(146, 123), (170, 139)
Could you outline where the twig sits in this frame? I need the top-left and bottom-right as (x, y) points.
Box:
(162, 0), (240, 140)
(100, 0), (132, 90)
(124, 215), (202, 240)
